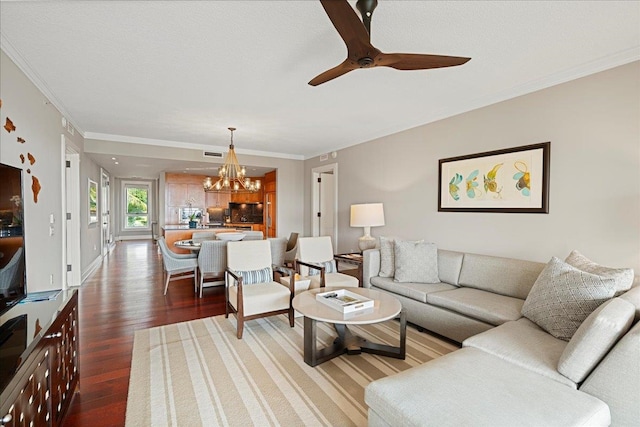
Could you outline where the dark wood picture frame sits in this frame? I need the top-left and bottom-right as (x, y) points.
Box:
(438, 142), (550, 213)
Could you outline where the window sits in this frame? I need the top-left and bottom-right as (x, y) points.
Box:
(124, 183), (150, 229)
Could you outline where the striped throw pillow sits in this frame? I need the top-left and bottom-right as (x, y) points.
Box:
(238, 267), (272, 285)
(308, 260), (337, 276)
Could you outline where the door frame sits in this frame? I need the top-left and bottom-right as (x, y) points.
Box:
(311, 163), (338, 251)
(62, 136), (81, 288)
(100, 169), (112, 256)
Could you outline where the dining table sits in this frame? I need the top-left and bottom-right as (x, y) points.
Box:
(173, 239), (202, 251)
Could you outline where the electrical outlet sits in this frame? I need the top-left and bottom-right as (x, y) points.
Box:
(49, 225), (54, 236)
(49, 274), (53, 285)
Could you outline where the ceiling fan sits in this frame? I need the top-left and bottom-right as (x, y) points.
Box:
(309, 0), (471, 86)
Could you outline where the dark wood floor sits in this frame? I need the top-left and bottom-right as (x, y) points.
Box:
(62, 240), (227, 427)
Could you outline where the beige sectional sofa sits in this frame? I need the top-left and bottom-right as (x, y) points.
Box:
(362, 247), (640, 426)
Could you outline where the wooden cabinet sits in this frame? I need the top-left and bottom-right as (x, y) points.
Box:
(264, 171), (277, 238)
(187, 184), (205, 207)
(229, 190), (263, 204)
(1, 291), (79, 427)
(166, 183), (188, 207)
(205, 192), (230, 209)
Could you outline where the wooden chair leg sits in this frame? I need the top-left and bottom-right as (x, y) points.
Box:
(289, 308), (294, 327)
(164, 273), (171, 295)
(237, 318), (244, 339)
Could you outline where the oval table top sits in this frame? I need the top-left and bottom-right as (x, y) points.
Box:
(292, 287), (401, 325)
(174, 240), (201, 251)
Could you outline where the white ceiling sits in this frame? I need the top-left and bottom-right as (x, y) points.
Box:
(1, 1), (639, 177)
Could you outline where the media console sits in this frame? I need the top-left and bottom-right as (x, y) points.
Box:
(0, 290), (79, 426)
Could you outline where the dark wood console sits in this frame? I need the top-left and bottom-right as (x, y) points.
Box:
(0, 290), (79, 426)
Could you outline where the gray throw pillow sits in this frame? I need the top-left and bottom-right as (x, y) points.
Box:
(238, 267), (273, 285)
(522, 257), (617, 341)
(379, 236), (395, 278)
(558, 298), (634, 383)
(308, 260), (337, 276)
(565, 250), (634, 295)
(393, 241), (439, 284)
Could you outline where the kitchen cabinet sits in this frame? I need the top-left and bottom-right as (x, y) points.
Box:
(264, 170), (277, 238)
(230, 189), (263, 204)
(0, 291), (79, 427)
(205, 192), (230, 209)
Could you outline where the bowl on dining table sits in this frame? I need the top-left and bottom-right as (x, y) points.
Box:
(216, 232), (246, 241)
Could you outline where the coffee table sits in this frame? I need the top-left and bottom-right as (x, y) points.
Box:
(292, 287), (406, 367)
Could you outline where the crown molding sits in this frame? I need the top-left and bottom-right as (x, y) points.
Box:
(1, 34), (86, 137)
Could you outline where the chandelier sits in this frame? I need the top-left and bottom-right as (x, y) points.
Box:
(203, 127), (261, 193)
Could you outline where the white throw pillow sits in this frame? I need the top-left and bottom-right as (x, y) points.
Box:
(379, 236), (395, 278)
(558, 298), (635, 383)
(521, 257), (617, 341)
(393, 240), (439, 284)
(565, 250), (634, 295)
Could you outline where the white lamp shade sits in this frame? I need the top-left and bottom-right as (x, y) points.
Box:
(350, 203), (385, 227)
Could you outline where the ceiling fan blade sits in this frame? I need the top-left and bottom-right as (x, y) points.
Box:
(320, 0), (373, 58)
(377, 53), (471, 70)
(309, 59), (358, 86)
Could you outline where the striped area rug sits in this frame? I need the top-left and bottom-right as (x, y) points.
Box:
(125, 314), (457, 427)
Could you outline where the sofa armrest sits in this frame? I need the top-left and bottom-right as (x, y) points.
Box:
(362, 249), (381, 289)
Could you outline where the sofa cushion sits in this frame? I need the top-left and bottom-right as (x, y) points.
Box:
(565, 250), (634, 295)
(427, 288), (524, 326)
(365, 347), (610, 427)
(458, 252), (545, 299)
(393, 240), (439, 283)
(619, 285), (640, 322)
(579, 321), (640, 427)
(558, 298), (635, 383)
(370, 276), (456, 303)
(378, 236), (396, 278)
(437, 249), (464, 286)
(522, 257), (617, 341)
(463, 318), (574, 388)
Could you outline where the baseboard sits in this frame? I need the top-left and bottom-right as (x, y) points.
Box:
(117, 235), (153, 241)
(81, 254), (103, 283)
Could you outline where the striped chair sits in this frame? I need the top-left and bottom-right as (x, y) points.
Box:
(157, 237), (198, 295)
(197, 240), (228, 297)
(191, 231), (217, 243)
(225, 240), (294, 339)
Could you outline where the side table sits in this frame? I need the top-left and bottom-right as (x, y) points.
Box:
(334, 253), (363, 286)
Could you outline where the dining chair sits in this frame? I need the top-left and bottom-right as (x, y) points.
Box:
(283, 232), (299, 267)
(296, 236), (359, 289)
(192, 231), (217, 243)
(197, 240), (228, 297)
(225, 239), (294, 339)
(157, 237), (198, 295)
(242, 230), (264, 240)
(268, 237), (287, 268)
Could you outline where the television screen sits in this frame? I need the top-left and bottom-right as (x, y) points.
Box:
(0, 162), (26, 315)
(0, 314), (27, 392)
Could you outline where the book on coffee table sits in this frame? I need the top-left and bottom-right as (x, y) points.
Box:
(316, 289), (374, 314)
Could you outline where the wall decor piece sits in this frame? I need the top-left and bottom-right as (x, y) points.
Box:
(439, 142), (550, 213)
(88, 179), (98, 224)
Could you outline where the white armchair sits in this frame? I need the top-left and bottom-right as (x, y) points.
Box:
(225, 240), (294, 339)
(296, 236), (359, 289)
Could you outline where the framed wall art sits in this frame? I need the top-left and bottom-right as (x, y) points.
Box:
(88, 178), (98, 224)
(438, 142), (550, 213)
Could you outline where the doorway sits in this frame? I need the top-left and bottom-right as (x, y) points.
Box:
(101, 169), (112, 255)
(311, 163), (338, 251)
(63, 137), (81, 288)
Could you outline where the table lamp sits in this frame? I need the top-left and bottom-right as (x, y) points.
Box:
(350, 203), (385, 251)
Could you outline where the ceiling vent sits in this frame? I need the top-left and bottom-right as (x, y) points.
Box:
(203, 151), (223, 158)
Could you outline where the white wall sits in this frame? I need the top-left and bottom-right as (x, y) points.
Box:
(1, 50), (82, 291)
(304, 62), (640, 272)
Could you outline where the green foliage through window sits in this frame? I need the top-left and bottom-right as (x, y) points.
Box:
(124, 185), (150, 229)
